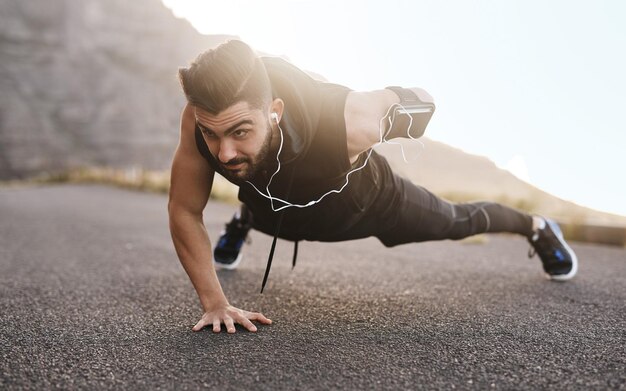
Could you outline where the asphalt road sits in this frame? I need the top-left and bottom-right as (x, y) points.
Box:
(1, 184), (624, 390)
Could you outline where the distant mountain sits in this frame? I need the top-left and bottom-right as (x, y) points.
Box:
(2, 0), (624, 228)
(376, 138), (626, 226)
(0, 0), (232, 179)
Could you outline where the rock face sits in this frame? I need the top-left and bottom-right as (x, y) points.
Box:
(376, 139), (626, 226)
(2, 0), (624, 226)
(0, 0), (231, 179)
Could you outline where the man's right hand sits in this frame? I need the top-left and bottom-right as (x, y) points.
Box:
(192, 304), (272, 333)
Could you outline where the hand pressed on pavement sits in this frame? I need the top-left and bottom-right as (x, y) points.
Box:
(192, 304), (272, 333)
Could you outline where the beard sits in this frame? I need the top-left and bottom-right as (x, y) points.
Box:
(219, 124), (274, 185)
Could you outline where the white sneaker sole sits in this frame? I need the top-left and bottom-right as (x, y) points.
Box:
(214, 251), (243, 270)
(545, 220), (578, 282)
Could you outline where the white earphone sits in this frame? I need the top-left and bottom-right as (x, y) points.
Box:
(247, 103), (422, 212)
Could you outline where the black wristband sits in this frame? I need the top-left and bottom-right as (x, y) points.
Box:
(383, 86), (434, 139)
(385, 86), (422, 105)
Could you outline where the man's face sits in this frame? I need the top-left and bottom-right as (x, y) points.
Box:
(195, 101), (274, 184)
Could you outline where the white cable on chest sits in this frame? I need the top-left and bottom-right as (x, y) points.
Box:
(245, 103), (425, 212)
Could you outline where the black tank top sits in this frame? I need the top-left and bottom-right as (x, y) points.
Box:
(194, 57), (380, 240)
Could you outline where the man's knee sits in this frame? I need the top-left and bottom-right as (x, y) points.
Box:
(419, 202), (478, 241)
(444, 202), (491, 240)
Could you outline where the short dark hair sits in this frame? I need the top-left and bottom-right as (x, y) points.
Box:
(178, 40), (272, 115)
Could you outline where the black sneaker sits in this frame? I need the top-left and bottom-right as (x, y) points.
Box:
(528, 218), (578, 281)
(213, 214), (251, 270)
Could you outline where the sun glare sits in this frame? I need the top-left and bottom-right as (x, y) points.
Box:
(504, 155), (531, 183)
(161, 0), (626, 216)
(161, 0), (374, 89)
(163, 0), (299, 54)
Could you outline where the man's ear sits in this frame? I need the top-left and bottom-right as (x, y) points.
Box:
(269, 98), (284, 122)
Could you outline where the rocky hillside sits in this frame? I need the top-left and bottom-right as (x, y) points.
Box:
(2, 0), (624, 229)
(376, 139), (626, 226)
(0, 0), (230, 179)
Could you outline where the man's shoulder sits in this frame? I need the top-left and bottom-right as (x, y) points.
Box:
(261, 56), (306, 73)
(260, 56), (352, 100)
(261, 56), (319, 84)
(261, 56), (338, 85)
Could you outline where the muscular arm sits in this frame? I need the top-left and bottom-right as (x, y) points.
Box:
(168, 104), (271, 332)
(168, 104), (227, 310)
(344, 87), (434, 163)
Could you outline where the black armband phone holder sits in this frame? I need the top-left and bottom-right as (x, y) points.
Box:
(385, 86), (435, 139)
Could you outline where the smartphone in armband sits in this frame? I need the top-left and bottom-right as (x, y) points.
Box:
(385, 86), (435, 139)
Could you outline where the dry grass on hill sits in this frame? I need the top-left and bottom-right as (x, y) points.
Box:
(3, 166), (624, 247)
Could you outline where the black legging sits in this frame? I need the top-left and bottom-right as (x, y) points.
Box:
(374, 175), (534, 247)
(238, 152), (534, 247)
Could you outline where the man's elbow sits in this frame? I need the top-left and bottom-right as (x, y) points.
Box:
(168, 199), (204, 223)
(168, 200), (188, 226)
(345, 92), (387, 149)
(167, 196), (178, 220)
(167, 194), (175, 211)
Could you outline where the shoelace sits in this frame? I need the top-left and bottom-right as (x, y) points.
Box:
(527, 232), (539, 258)
(528, 228), (562, 262)
(260, 166), (298, 293)
(220, 220), (251, 249)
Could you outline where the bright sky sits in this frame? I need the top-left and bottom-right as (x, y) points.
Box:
(163, 0), (626, 217)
